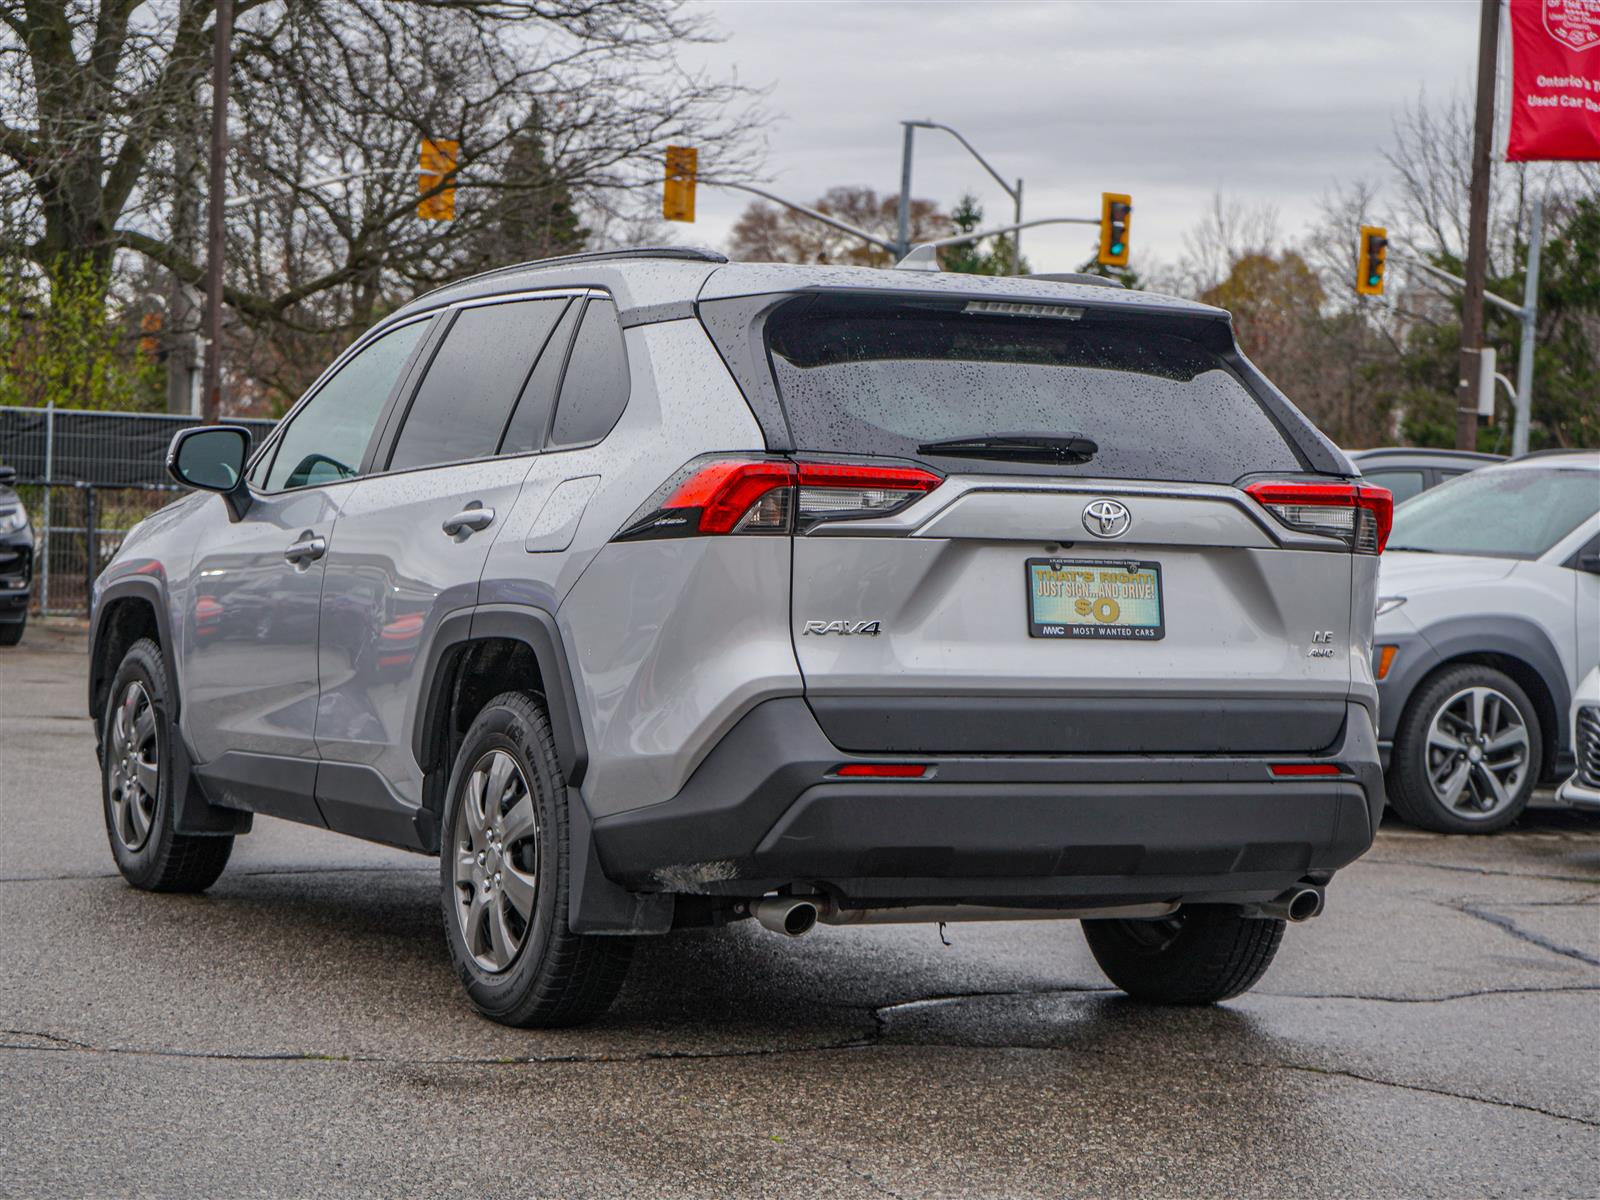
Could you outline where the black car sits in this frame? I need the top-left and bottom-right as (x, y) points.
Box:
(0, 465), (34, 646)
(1347, 447), (1504, 504)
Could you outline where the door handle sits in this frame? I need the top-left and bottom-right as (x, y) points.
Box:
(283, 534), (327, 565)
(442, 505), (495, 537)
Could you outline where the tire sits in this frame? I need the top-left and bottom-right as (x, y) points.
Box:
(1082, 906), (1285, 1004)
(0, 618), (22, 646)
(1386, 664), (1542, 834)
(439, 691), (633, 1028)
(101, 637), (233, 892)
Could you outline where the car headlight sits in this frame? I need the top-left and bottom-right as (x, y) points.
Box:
(1375, 595), (1406, 617)
(0, 504), (27, 536)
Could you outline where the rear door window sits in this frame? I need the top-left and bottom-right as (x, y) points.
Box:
(763, 297), (1304, 483)
(386, 298), (565, 472)
(548, 299), (630, 449)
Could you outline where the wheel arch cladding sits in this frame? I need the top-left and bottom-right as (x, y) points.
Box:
(91, 586), (249, 836)
(1411, 615), (1569, 767)
(89, 581), (170, 739)
(412, 605), (589, 792)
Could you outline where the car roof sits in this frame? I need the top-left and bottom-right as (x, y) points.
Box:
(1495, 449), (1600, 471)
(1347, 447), (1504, 464)
(388, 246), (1226, 326)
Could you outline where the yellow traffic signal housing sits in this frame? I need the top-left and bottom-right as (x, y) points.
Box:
(1356, 225), (1388, 295)
(663, 145), (697, 222)
(418, 138), (459, 221)
(1098, 193), (1131, 266)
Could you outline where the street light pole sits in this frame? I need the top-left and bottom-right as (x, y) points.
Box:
(896, 124), (916, 260)
(200, 0), (233, 425)
(901, 120), (1025, 269)
(1512, 195), (1543, 456)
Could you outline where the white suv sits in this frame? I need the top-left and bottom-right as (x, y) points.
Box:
(1375, 452), (1600, 832)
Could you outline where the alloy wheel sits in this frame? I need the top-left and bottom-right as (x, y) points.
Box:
(107, 681), (159, 851)
(1423, 685), (1530, 821)
(450, 749), (541, 973)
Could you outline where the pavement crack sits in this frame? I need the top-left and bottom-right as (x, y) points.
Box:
(1257, 985), (1600, 1003)
(1261, 1060), (1600, 1128)
(1453, 902), (1600, 967)
(1363, 856), (1600, 885)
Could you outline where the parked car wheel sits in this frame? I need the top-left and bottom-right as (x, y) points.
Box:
(102, 637), (233, 891)
(1082, 906), (1285, 1004)
(0, 618), (22, 646)
(440, 691), (632, 1028)
(1387, 664), (1542, 834)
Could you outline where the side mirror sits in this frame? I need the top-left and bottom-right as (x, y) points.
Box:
(167, 425), (253, 522)
(1577, 551), (1600, 576)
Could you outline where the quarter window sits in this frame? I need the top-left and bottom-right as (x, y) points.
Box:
(498, 300), (582, 456)
(548, 299), (630, 448)
(262, 319), (429, 492)
(387, 299), (567, 472)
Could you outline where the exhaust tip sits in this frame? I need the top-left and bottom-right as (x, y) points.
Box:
(782, 902), (818, 936)
(751, 898), (820, 937)
(1286, 888), (1324, 923)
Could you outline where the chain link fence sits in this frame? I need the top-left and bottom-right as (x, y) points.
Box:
(1, 406), (279, 616)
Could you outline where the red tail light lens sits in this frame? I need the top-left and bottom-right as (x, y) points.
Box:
(1244, 480), (1393, 554)
(1270, 763), (1343, 777)
(616, 455), (943, 540)
(832, 763), (930, 778)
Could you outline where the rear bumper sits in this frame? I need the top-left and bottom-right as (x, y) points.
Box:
(591, 697), (1386, 908)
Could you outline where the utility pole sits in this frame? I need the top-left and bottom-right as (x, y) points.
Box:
(1456, 0), (1501, 451)
(200, 0), (233, 425)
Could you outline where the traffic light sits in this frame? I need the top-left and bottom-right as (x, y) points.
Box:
(1098, 193), (1131, 266)
(418, 138), (459, 221)
(663, 145), (697, 222)
(1356, 225), (1388, 295)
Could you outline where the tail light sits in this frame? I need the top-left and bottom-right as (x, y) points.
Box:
(615, 454), (943, 540)
(1244, 480), (1393, 554)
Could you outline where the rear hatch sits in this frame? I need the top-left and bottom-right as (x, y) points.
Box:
(664, 287), (1385, 756)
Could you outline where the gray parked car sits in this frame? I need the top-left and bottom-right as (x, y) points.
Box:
(89, 248), (1392, 1026)
(1348, 447), (1504, 503)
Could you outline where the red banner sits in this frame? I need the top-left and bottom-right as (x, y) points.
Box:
(1506, 0), (1600, 161)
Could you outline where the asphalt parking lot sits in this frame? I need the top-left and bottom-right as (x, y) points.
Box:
(2, 621), (1597, 1199)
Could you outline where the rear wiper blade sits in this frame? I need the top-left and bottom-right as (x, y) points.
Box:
(916, 433), (1098, 464)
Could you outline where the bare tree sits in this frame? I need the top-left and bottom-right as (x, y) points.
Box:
(1, 0), (766, 408)
(729, 187), (948, 266)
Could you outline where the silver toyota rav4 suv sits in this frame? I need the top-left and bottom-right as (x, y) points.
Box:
(90, 248), (1391, 1027)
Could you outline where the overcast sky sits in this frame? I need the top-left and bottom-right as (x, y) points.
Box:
(676, 1), (1484, 271)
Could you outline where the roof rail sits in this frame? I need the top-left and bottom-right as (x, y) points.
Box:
(411, 246), (729, 304)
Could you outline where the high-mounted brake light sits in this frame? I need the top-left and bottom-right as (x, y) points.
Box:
(1244, 480), (1393, 554)
(615, 455), (943, 541)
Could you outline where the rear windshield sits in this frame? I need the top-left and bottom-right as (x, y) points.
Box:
(764, 298), (1304, 482)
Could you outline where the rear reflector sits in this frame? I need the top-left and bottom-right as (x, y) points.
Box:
(1244, 481), (1393, 554)
(1269, 763), (1343, 777)
(833, 763), (930, 778)
(615, 455), (943, 540)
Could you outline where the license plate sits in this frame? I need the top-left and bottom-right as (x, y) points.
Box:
(1026, 558), (1165, 640)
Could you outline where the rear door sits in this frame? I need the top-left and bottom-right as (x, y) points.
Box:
(313, 294), (576, 838)
(763, 295), (1361, 755)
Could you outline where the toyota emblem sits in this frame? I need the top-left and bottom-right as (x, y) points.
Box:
(1082, 498), (1131, 539)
